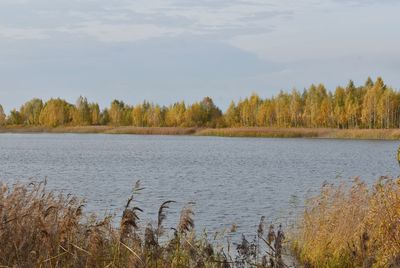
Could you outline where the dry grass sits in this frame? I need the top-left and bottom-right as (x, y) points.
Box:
(197, 128), (400, 140)
(291, 177), (400, 268)
(0, 180), (288, 267)
(2, 126), (400, 140)
(0, 125), (114, 134)
(0, 126), (196, 135)
(196, 128), (325, 138)
(323, 129), (400, 140)
(104, 126), (197, 135)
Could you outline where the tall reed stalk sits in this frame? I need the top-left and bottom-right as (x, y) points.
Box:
(0, 180), (288, 267)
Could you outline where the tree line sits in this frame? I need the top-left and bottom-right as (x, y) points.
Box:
(0, 77), (399, 129)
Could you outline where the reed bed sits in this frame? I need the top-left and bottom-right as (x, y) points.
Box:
(2, 126), (400, 140)
(291, 177), (400, 268)
(0, 126), (196, 135)
(196, 128), (323, 138)
(0, 180), (288, 267)
(4, 176), (400, 267)
(104, 127), (197, 135)
(197, 128), (400, 140)
(0, 125), (114, 134)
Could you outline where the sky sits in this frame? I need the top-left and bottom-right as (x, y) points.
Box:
(0, 0), (399, 112)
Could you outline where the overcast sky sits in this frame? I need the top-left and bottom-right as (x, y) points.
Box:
(0, 0), (399, 112)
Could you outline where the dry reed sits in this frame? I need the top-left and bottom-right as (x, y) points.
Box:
(2, 125), (400, 140)
(0, 180), (288, 267)
(197, 127), (400, 140)
(291, 177), (400, 268)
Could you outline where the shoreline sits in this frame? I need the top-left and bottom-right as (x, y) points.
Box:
(1, 125), (400, 140)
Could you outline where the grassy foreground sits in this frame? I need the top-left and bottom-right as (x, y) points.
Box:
(2, 177), (400, 267)
(0, 180), (288, 268)
(291, 177), (400, 268)
(2, 125), (400, 140)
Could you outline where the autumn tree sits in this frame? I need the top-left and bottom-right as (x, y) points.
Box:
(89, 103), (100, 125)
(361, 77), (385, 128)
(333, 87), (347, 128)
(260, 99), (276, 127)
(72, 96), (91, 126)
(303, 84), (328, 127)
(7, 109), (23, 125)
(147, 104), (165, 127)
(200, 97), (223, 127)
(131, 104), (145, 127)
(320, 93), (332, 127)
(99, 109), (110, 125)
(39, 98), (72, 127)
(165, 102), (186, 127)
(377, 87), (396, 128)
(289, 89), (303, 127)
(275, 91), (291, 127)
(224, 101), (239, 127)
(109, 100), (131, 126)
(20, 98), (43, 125)
(0, 104), (6, 126)
(237, 99), (251, 126)
(344, 80), (362, 128)
(185, 103), (205, 127)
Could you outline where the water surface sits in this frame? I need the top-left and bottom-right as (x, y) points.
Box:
(0, 134), (398, 236)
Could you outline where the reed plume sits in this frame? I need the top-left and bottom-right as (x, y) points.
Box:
(157, 200), (175, 238)
(178, 204), (195, 235)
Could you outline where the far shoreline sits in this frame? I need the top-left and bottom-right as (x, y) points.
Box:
(1, 125), (400, 140)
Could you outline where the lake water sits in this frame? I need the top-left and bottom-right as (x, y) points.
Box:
(0, 133), (399, 237)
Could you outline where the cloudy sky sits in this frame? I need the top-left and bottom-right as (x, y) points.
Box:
(0, 0), (399, 112)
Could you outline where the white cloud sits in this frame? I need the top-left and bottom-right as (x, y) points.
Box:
(58, 21), (185, 42)
(0, 0), (398, 60)
(0, 0), (292, 42)
(229, 0), (400, 61)
(0, 26), (49, 40)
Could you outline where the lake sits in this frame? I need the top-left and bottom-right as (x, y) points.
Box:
(0, 133), (398, 237)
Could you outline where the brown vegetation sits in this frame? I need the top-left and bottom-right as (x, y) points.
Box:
(196, 128), (326, 138)
(0, 126), (197, 135)
(3, 125), (400, 140)
(291, 177), (400, 268)
(104, 126), (197, 135)
(0, 180), (288, 267)
(198, 128), (400, 140)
